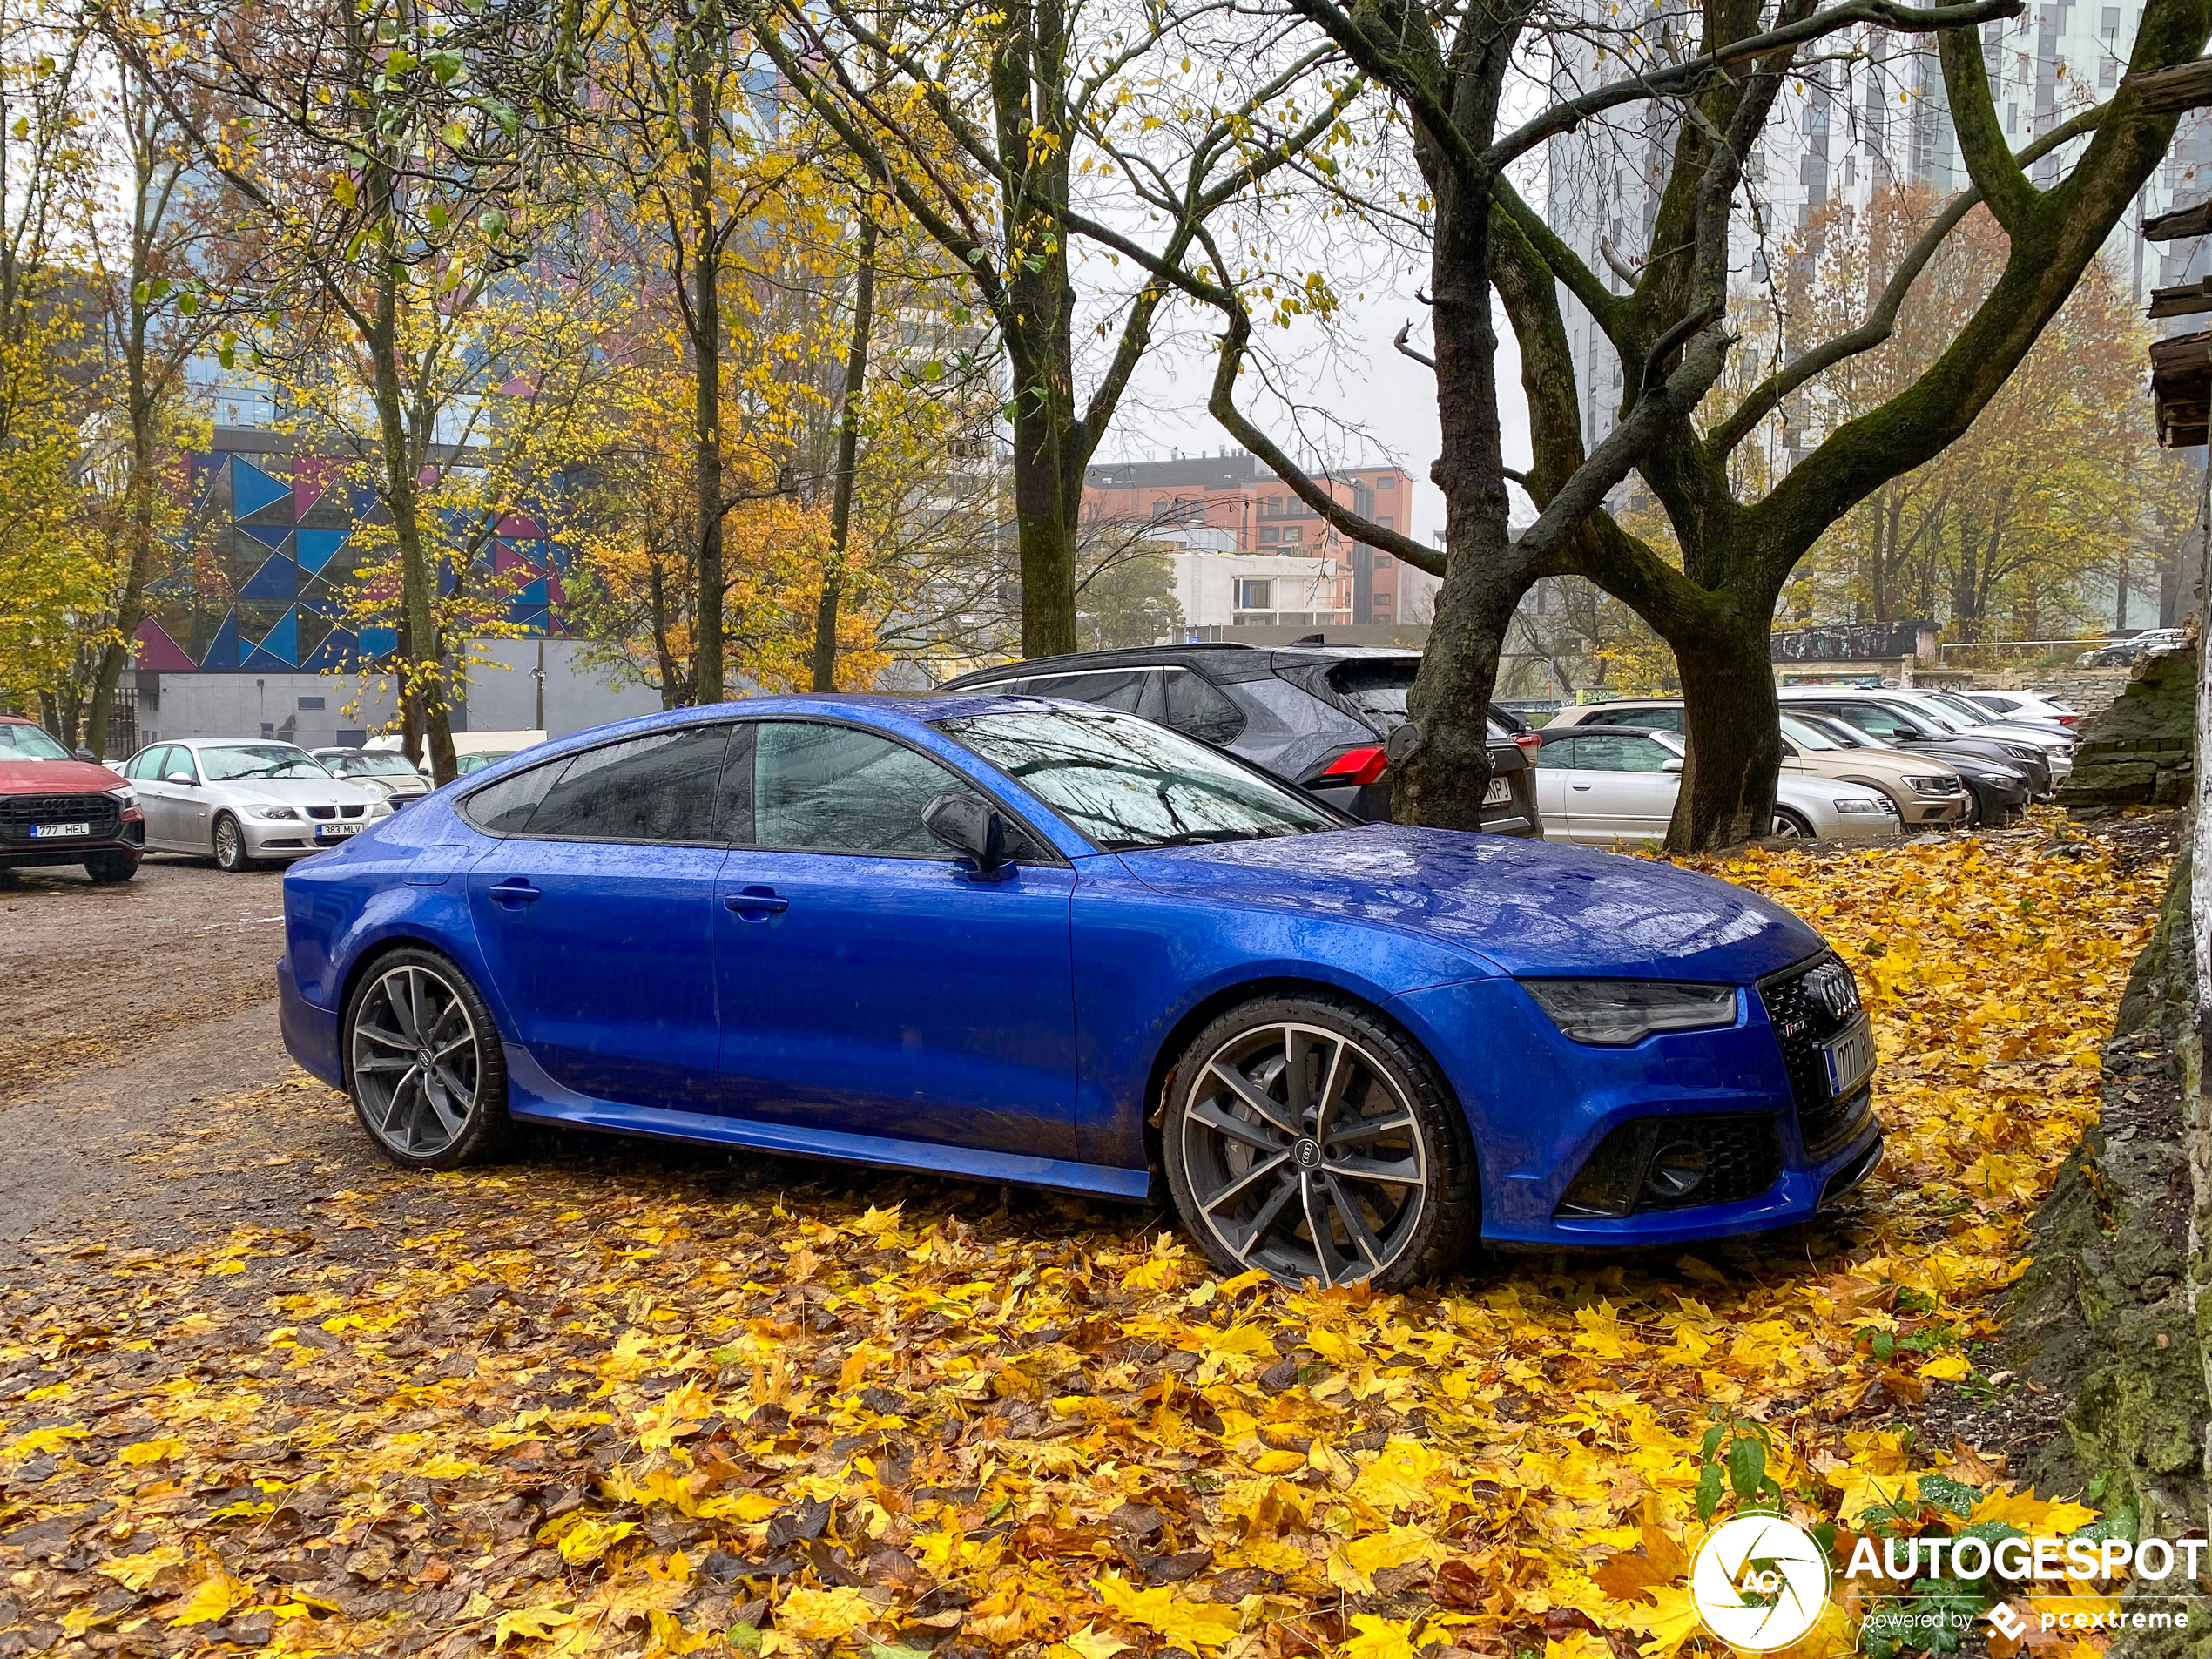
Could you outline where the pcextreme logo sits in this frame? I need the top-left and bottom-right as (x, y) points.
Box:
(1689, 1512), (1833, 1651)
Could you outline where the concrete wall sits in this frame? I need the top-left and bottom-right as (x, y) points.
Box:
(135, 637), (661, 751)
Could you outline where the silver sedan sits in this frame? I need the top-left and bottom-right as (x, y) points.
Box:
(118, 739), (394, 871)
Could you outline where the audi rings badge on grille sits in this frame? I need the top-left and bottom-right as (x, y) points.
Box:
(1802, 959), (1861, 1022)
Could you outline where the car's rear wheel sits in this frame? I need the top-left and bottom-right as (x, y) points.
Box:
(344, 948), (510, 1170)
(1770, 807), (1811, 838)
(212, 813), (252, 872)
(84, 851), (137, 884)
(1162, 995), (1475, 1289)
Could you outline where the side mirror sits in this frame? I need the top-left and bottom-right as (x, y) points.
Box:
(1661, 757), (1684, 774)
(73, 747), (96, 763)
(165, 770), (193, 785)
(923, 791), (1012, 878)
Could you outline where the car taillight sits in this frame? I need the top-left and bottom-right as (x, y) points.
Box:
(1318, 745), (1388, 786)
(2058, 714), (2079, 725)
(1512, 732), (1541, 749)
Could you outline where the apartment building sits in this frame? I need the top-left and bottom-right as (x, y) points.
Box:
(1081, 451), (1433, 625)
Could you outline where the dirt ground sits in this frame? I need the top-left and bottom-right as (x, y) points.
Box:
(0, 856), (305, 1268)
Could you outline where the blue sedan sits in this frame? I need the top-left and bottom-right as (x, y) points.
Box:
(277, 695), (1883, 1287)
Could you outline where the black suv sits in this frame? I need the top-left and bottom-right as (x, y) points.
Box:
(939, 644), (1541, 835)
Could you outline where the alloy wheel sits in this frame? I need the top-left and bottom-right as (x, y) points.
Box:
(1177, 1022), (1427, 1286)
(351, 962), (482, 1158)
(214, 816), (246, 869)
(1770, 812), (1807, 839)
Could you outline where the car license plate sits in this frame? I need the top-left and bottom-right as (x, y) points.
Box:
(30, 822), (90, 839)
(1483, 778), (1512, 806)
(1822, 1015), (1875, 1096)
(316, 822), (361, 840)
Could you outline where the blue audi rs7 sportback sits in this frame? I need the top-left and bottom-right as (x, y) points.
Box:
(277, 695), (1883, 1287)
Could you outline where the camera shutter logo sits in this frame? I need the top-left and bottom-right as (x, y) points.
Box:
(1689, 1513), (1833, 1651)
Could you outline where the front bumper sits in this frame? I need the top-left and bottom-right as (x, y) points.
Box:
(1898, 793), (1968, 826)
(0, 814), (145, 868)
(1819, 807), (1902, 840)
(1388, 964), (1885, 1251)
(240, 815), (379, 859)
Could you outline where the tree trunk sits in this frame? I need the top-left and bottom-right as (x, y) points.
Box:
(688, 45), (725, 706)
(1669, 617), (1785, 848)
(85, 374), (154, 761)
(368, 176), (456, 784)
(812, 212), (877, 691)
(649, 556), (681, 709)
(1397, 165), (1517, 827)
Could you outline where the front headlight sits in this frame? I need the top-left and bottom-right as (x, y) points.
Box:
(254, 805), (301, 821)
(368, 798), (395, 816)
(1903, 775), (1956, 793)
(105, 785), (138, 808)
(2002, 744), (2040, 760)
(1521, 980), (1737, 1045)
(1832, 797), (1889, 814)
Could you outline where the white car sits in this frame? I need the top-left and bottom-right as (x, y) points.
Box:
(1883, 689), (2074, 777)
(313, 747), (433, 806)
(1531, 727), (1899, 844)
(1960, 690), (2079, 729)
(117, 739), (394, 871)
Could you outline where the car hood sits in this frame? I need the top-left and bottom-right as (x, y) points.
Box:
(1116, 825), (1824, 981)
(0, 759), (125, 795)
(210, 776), (381, 806)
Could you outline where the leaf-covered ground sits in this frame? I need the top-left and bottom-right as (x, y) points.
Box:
(0, 818), (2180, 1659)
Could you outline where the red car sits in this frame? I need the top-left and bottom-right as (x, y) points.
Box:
(0, 715), (145, 883)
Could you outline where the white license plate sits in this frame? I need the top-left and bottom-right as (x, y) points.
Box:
(316, 822), (361, 839)
(1483, 778), (1513, 806)
(1822, 1015), (1875, 1096)
(30, 822), (90, 839)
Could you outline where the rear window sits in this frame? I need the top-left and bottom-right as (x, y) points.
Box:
(1324, 660), (1507, 741)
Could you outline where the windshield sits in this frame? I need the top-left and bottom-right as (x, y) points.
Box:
(0, 722), (71, 760)
(456, 751), (517, 774)
(199, 743), (329, 782)
(326, 752), (421, 777)
(937, 709), (1341, 852)
(1779, 714), (1845, 751)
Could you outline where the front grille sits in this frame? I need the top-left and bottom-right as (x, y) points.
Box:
(1642, 1116), (1784, 1209)
(304, 804), (366, 820)
(0, 792), (122, 846)
(1757, 952), (1875, 1157)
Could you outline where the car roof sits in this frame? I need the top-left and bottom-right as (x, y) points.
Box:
(1536, 725), (1674, 741)
(939, 642), (1425, 690)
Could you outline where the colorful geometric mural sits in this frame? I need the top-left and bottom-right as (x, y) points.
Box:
(135, 448), (570, 673)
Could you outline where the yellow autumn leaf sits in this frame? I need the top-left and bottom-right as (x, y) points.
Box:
(1054, 1623), (1135, 1659)
(1349, 1438), (1447, 1511)
(100, 1546), (184, 1591)
(1341, 1523), (1444, 1577)
(1618, 1583), (1705, 1657)
(1094, 1572), (1244, 1650)
(1967, 1487), (2101, 1534)
(1916, 1352), (1973, 1381)
(168, 1570), (247, 1628)
(1341, 1614), (1419, 1659)
(118, 1435), (186, 1466)
(1547, 1633), (1614, 1659)
(555, 1517), (638, 1564)
(775, 1585), (878, 1641)
(495, 1602), (577, 1645)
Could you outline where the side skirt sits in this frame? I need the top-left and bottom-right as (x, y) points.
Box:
(502, 1043), (1154, 1203)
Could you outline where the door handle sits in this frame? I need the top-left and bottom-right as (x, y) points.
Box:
(1570, 784), (1593, 792)
(725, 887), (789, 917)
(489, 879), (541, 905)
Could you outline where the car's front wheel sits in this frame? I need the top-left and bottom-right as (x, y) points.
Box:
(343, 948), (511, 1170)
(1770, 807), (1811, 838)
(1162, 995), (1476, 1288)
(212, 813), (253, 872)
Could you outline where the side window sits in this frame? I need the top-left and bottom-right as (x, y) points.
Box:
(1160, 670), (1246, 745)
(1023, 670), (1150, 713)
(1843, 705), (1911, 740)
(526, 725), (732, 843)
(159, 746), (194, 783)
(752, 722), (981, 856)
(1575, 733), (1672, 772)
(1534, 737), (1577, 770)
(1637, 709), (1685, 732)
(125, 747), (160, 780)
(1582, 710), (1629, 726)
(461, 756), (573, 835)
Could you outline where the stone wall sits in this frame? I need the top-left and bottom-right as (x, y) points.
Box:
(2060, 650), (2198, 815)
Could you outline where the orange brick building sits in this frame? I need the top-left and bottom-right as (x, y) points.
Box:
(1081, 452), (1422, 625)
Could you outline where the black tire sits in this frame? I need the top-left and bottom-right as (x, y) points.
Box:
(341, 946), (512, 1170)
(212, 813), (253, 872)
(1770, 807), (1812, 839)
(84, 851), (138, 884)
(1160, 993), (1477, 1289)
